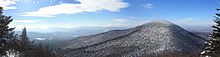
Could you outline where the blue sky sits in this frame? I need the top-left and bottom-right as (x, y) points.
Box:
(0, 0), (220, 32)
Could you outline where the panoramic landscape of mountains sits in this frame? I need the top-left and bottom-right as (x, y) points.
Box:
(1, 0), (219, 57)
(11, 20), (210, 57)
(52, 20), (205, 57)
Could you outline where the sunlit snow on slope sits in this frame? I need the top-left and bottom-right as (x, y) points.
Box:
(61, 20), (205, 57)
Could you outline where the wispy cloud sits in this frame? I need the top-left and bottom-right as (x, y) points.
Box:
(171, 18), (213, 26)
(13, 20), (43, 23)
(113, 18), (130, 22)
(128, 17), (138, 19)
(143, 3), (154, 9)
(21, 0), (129, 17)
(0, 1), (16, 10)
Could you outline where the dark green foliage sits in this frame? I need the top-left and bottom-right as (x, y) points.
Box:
(0, 6), (16, 56)
(17, 28), (57, 57)
(17, 28), (32, 52)
(201, 9), (220, 57)
(19, 43), (57, 57)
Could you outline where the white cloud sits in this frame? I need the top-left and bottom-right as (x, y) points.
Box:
(13, 20), (43, 23)
(143, 3), (154, 9)
(171, 18), (213, 26)
(0, 1), (16, 10)
(13, 25), (50, 29)
(21, 0), (129, 17)
(113, 18), (129, 22)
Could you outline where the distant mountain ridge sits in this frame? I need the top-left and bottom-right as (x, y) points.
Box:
(60, 20), (205, 57)
(15, 26), (128, 40)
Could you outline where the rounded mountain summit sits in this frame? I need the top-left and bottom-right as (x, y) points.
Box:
(60, 20), (205, 57)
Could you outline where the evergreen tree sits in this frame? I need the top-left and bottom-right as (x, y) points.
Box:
(201, 9), (220, 57)
(0, 7), (16, 56)
(18, 28), (57, 57)
(17, 27), (32, 57)
(20, 27), (31, 48)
